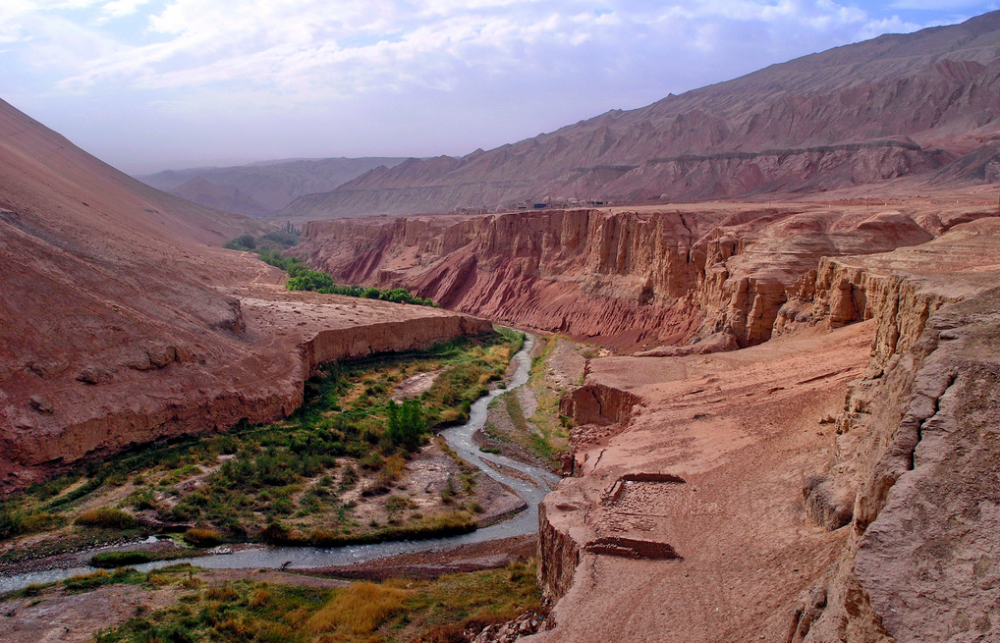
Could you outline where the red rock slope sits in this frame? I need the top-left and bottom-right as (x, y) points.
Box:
(531, 215), (1000, 643)
(297, 199), (996, 350)
(283, 12), (1000, 218)
(0, 98), (489, 492)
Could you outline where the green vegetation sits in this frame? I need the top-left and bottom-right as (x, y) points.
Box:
(525, 337), (573, 464)
(0, 330), (522, 553)
(90, 551), (156, 568)
(184, 527), (223, 547)
(482, 336), (572, 470)
(75, 507), (139, 530)
(90, 561), (541, 643)
(89, 549), (201, 568)
(0, 507), (64, 540)
(224, 231), (436, 306)
(386, 398), (427, 450)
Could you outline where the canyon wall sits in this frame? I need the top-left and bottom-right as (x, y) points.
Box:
(530, 216), (1000, 643)
(298, 203), (990, 351)
(0, 291), (489, 492)
(0, 96), (492, 494)
(787, 220), (1000, 642)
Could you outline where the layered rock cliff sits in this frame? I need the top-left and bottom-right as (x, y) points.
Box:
(529, 216), (1000, 643)
(298, 202), (993, 351)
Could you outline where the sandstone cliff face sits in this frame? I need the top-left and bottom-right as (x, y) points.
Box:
(529, 216), (1000, 643)
(298, 204), (981, 350)
(784, 221), (1000, 643)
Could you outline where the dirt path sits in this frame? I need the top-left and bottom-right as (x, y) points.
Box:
(0, 585), (180, 643)
(392, 369), (442, 401)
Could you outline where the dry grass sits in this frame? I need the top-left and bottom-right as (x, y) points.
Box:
(307, 582), (410, 635)
(74, 507), (138, 529)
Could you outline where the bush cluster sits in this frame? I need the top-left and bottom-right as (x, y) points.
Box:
(223, 236), (436, 307)
(75, 507), (139, 530)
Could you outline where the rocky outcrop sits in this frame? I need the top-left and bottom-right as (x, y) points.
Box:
(781, 224), (1000, 642)
(299, 205), (975, 350)
(301, 315), (490, 375)
(558, 384), (641, 428)
(536, 500), (581, 603)
(530, 216), (1000, 643)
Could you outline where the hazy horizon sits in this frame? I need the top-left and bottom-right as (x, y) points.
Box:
(2, 0), (998, 175)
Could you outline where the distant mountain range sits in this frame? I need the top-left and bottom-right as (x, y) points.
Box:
(140, 11), (1000, 221)
(138, 157), (408, 217)
(276, 11), (1000, 219)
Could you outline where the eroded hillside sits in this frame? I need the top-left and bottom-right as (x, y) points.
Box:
(0, 98), (489, 492)
(297, 198), (996, 351)
(282, 12), (1000, 218)
(530, 215), (1000, 643)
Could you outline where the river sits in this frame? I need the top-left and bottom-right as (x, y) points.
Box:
(0, 332), (559, 594)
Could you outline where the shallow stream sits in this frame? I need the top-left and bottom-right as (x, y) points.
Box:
(0, 332), (558, 594)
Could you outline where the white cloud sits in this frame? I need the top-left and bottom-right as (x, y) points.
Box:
(102, 0), (152, 18)
(2, 0), (993, 170)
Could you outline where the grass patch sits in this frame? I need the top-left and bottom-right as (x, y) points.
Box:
(90, 551), (155, 568)
(92, 561), (541, 643)
(183, 527), (223, 547)
(90, 549), (201, 568)
(0, 330), (522, 551)
(75, 508), (139, 530)
(307, 582), (409, 636)
(64, 567), (145, 593)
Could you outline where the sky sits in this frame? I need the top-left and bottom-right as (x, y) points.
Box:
(1, 1), (997, 174)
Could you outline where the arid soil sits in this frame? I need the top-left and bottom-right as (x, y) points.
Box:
(0, 96), (489, 492)
(534, 322), (873, 642)
(0, 583), (182, 643)
(531, 212), (1000, 643)
(306, 534), (538, 581)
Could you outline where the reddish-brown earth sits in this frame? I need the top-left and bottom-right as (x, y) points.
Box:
(0, 98), (489, 492)
(529, 215), (1000, 643)
(296, 197), (998, 350)
(282, 12), (1000, 219)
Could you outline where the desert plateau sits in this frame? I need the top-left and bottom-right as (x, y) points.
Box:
(3, 5), (1000, 643)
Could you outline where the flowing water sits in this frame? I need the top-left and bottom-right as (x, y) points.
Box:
(0, 333), (559, 594)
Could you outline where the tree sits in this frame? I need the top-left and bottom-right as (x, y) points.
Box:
(386, 398), (426, 451)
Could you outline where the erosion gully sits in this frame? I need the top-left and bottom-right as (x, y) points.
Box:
(0, 332), (559, 594)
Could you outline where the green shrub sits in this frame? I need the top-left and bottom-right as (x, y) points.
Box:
(75, 507), (138, 530)
(183, 527), (222, 547)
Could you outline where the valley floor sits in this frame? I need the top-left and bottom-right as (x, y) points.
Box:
(535, 322), (876, 642)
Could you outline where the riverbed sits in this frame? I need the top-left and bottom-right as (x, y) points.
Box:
(0, 332), (558, 594)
